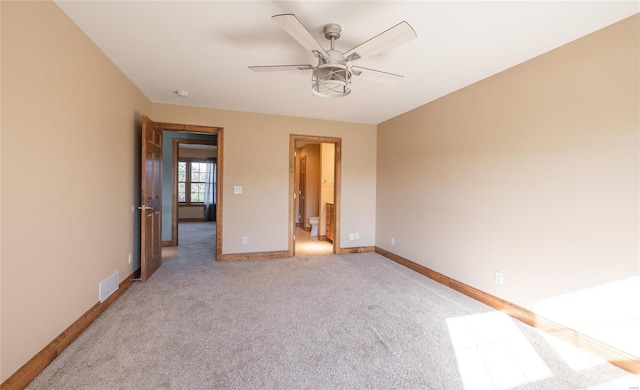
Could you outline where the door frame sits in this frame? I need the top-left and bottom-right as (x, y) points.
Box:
(289, 134), (341, 256)
(170, 138), (218, 246)
(157, 122), (224, 258)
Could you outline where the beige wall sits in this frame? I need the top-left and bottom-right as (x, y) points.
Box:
(377, 15), (639, 356)
(151, 104), (377, 254)
(1, 1), (152, 381)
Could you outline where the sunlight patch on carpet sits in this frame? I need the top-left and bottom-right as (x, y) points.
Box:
(446, 311), (552, 390)
(536, 329), (606, 371)
(587, 375), (640, 390)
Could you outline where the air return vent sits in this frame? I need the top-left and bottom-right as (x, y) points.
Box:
(99, 271), (119, 303)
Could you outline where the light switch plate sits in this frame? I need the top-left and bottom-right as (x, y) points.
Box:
(234, 186), (243, 194)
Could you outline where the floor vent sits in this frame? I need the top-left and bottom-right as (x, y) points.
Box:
(99, 271), (119, 303)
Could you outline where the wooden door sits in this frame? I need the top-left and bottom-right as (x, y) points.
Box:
(298, 156), (306, 228)
(140, 116), (163, 282)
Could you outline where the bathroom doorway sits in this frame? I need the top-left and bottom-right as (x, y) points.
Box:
(289, 135), (341, 256)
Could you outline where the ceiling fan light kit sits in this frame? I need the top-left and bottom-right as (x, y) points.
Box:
(312, 63), (351, 98)
(249, 14), (416, 98)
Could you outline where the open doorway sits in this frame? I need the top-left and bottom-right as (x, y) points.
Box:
(157, 122), (223, 259)
(289, 135), (342, 256)
(170, 138), (217, 247)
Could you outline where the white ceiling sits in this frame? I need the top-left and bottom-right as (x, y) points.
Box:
(55, 1), (638, 125)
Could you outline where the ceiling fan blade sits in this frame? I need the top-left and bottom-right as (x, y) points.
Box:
(249, 65), (313, 72)
(272, 14), (328, 59)
(344, 21), (416, 62)
(351, 66), (404, 86)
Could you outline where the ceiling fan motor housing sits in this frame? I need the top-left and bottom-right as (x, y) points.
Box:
(324, 23), (341, 41)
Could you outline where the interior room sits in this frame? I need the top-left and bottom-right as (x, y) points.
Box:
(163, 135), (218, 248)
(1, 1), (638, 388)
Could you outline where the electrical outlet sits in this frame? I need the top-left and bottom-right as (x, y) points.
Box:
(495, 271), (504, 285)
(391, 237), (395, 245)
(355, 233), (359, 240)
(128, 253), (132, 264)
(349, 233), (354, 240)
(242, 236), (248, 244)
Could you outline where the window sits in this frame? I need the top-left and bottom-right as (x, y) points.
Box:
(178, 160), (209, 204)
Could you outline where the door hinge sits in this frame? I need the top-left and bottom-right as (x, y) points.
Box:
(293, 234), (296, 240)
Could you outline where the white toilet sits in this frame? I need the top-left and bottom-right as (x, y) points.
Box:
(309, 217), (319, 237)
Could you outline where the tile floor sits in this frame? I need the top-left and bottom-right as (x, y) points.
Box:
(295, 226), (333, 256)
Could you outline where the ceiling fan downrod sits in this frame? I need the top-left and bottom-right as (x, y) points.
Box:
(324, 23), (341, 50)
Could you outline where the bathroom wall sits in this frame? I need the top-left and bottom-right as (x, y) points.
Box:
(319, 143), (335, 235)
(294, 150), (300, 226)
(299, 144), (320, 228)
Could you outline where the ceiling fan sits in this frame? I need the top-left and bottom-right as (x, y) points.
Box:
(249, 14), (417, 98)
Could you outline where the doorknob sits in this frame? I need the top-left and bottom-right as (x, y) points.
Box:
(138, 205), (153, 211)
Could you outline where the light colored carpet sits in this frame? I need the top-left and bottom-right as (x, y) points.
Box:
(27, 222), (638, 389)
